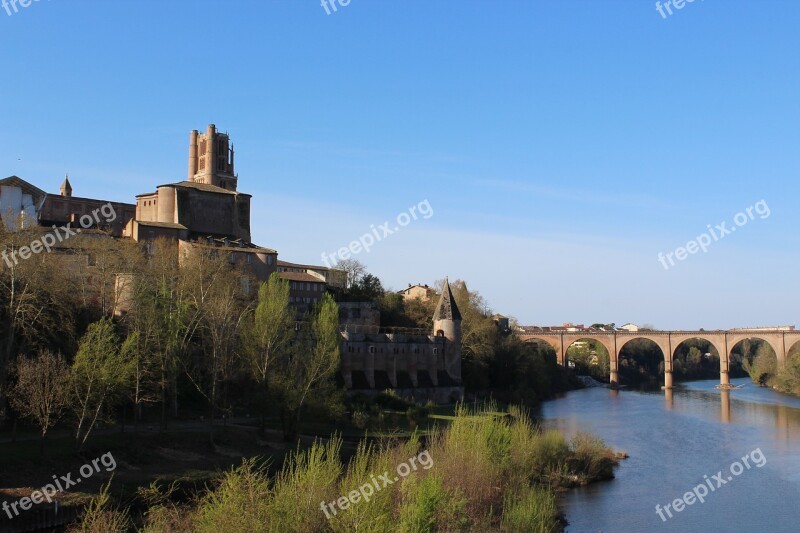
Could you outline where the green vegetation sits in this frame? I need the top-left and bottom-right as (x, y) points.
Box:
(743, 339), (800, 395)
(73, 404), (618, 532)
(0, 243), (617, 531)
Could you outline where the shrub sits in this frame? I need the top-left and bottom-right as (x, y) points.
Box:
(501, 486), (559, 533)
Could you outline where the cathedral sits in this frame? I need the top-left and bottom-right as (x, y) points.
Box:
(1, 124), (463, 400)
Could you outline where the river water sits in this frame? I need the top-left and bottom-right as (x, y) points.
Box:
(539, 378), (800, 532)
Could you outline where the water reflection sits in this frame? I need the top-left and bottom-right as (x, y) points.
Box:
(720, 390), (730, 423)
(540, 378), (800, 532)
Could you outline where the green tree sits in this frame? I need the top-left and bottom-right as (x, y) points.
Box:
(274, 293), (343, 440)
(243, 273), (294, 430)
(72, 317), (131, 448)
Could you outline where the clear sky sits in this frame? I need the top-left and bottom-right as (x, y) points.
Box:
(1, 0), (798, 329)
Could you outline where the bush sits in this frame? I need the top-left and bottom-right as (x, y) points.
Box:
(133, 403), (618, 533)
(501, 486), (559, 533)
(375, 389), (413, 411)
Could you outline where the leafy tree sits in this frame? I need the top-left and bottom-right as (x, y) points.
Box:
(243, 273), (294, 430)
(72, 317), (131, 448)
(274, 293), (343, 440)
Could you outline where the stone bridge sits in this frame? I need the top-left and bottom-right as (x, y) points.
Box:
(516, 330), (800, 388)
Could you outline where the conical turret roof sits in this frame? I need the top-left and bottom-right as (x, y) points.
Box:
(60, 175), (72, 196)
(433, 278), (462, 321)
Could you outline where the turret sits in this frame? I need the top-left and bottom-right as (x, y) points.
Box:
(60, 175), (72, 197)
(432, 278), (462, 383)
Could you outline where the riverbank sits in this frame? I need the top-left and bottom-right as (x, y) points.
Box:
(1, 404), (620, 532)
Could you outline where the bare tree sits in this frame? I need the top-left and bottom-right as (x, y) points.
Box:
(0, 218), (78, 419)
(334, 258), (367, 289)
(10, 351), (70, 455)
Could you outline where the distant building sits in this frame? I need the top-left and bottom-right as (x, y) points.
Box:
(730, 325), (795, 332)
(519, 323), (592, 333)
(398, 283), (435, 302)
(42, 176), (135, 236)
(0, 176), (45, 230)
(277, 260), (347, 290)
(492, 314), (510, 333)
(278, 271), (327, 313)
(619, 323), (640, 332)
(1, 175), (135, 236)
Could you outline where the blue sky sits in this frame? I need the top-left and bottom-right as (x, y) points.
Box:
(1, 0), (798, 329)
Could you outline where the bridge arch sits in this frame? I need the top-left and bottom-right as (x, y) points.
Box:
(669, 334), (725, 363)
(727, 334), (785, 386)
(787, 338), (800, 358)
(564, 337), (612, 379)
(670, 335), (723, 383)
(520, 336), (563, 364)
(615, 336), (669, 388)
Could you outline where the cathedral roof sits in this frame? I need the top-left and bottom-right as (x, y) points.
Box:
(433, 278), (462, 321)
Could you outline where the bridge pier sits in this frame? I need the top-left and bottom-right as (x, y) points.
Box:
(610, 369), (619, 387)
(664, 370), (673, 390)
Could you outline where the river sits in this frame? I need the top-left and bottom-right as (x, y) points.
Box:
(539, 377), (800, 532)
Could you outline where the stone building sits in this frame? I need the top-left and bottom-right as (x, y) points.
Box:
(340, 279), (464, 403)
(397, 283), (435, 302)
(128, 125), (252, 243)
(1, 175), (135, 236)
(41, 176), (136, 236)
(124, 124), (279, 285)
(277, 260), (347, 290)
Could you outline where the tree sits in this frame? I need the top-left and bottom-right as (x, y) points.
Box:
(10, 351), (70, 455)
(274, 293), (343, 440)
(347, 273), (384, 301)
(243, 273), (295, 430)
(0, 220), (79, 419)
(121, 330), (159, 431)
(334, 258), (366, 289)
(181, 249), (250, 443)
(72, 317), (131, 448)
(127, 238), (200, 428)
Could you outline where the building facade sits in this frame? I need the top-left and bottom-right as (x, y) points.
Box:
(340, 279), (464, 403)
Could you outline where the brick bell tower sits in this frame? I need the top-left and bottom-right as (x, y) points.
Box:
(187, 124), (238, 191)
